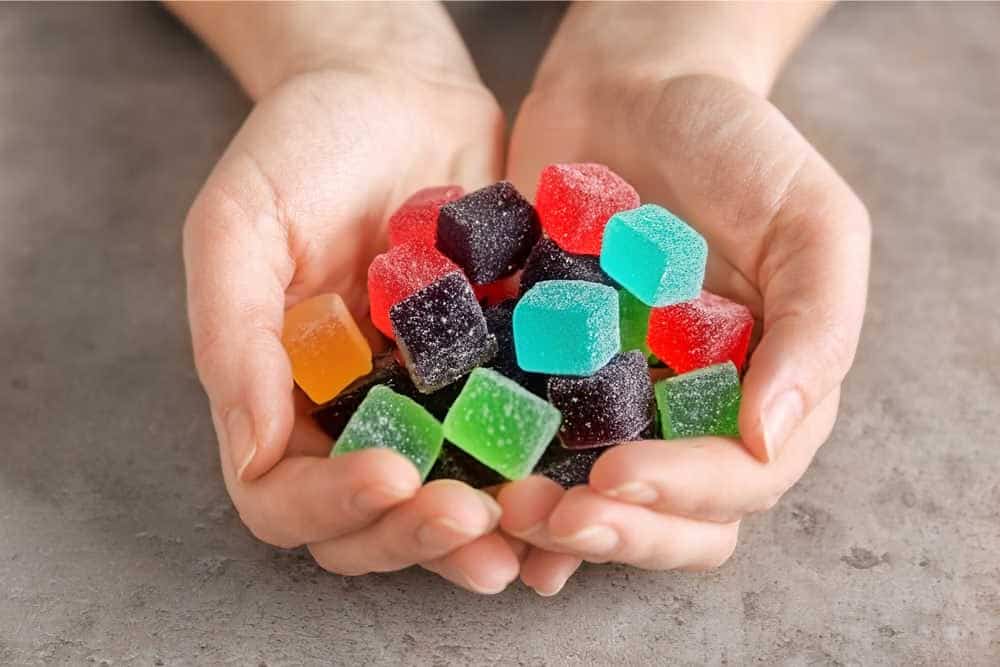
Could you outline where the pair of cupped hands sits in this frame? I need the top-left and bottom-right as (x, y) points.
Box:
(183, 30), (870, 596)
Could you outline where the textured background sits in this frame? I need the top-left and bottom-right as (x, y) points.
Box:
(2, 2), (998, 664)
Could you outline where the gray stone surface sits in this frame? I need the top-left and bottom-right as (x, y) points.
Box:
(1, 2), (998, 664)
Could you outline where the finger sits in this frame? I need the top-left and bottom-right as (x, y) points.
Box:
(223, 448), (421, 549)
(497, 475), (566, 541)
(546, 487), (740, 571)
(421, 532), (521, 595)
(739, 152), (870, 461)
(590, 390), (840, 523)
(520, 549), (582, 597)
(308, 480), (502, 575)
(184, 172), (296, 482)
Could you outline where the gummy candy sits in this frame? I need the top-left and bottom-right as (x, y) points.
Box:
(535, 163), (640, 255)
(368, 241), (462, 339)
(648, 290), (754, 373)
(443, 368), (561, 480)
(390, 272), (497, 393)
(427, 444), (506, 488)
(535, 444), (607, 488)
(281, 293), (372, 404)
(513, 280), (620, 376)
(483, 300), (549, 396)
(312, 353), (413, 440)
(473, 274), (521, 306)
(519, 237), (615, 295)
(332, 385), (444, 480)
(654, 362), (741, 439)
(618, 288), (654, 361)
(436, 181), (541, 285)
(388, 185), (464, 248)
(600, 204), (707, 307)
(547, 350), (654, 449)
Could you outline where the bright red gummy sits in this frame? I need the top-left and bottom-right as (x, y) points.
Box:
(368, 241), (463, 339)
(647, 291), (754, 374)
(473, 275), (520, 306)
(388, 185), (464, 248)
(535, 163), (640, 256)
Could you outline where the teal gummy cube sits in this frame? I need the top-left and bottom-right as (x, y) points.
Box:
(655, 362), (741, 439)
(513, 280), (620, 376)
(443, 368), (561, 480)
(618, 288), (656, 361)
(600, 204), (707, 307)
(332, 385), (443, 479)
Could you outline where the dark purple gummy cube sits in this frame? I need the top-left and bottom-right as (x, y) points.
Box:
(535, 444), (608, 488)
(546, 350), (654, 449)
(483, 300), (549, 396)
(519, 238), (615, 295)
(427, 444), (506, 488)
(390, 272), (497, 393)
(436, 181), (541, 285)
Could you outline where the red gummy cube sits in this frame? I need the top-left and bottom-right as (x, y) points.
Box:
(367, 241), (462, 339)
(647, 291), (754, 374)
(535, 163), (640, 256)
(388, 185), (464, 248)
(473, 275), (520, 306)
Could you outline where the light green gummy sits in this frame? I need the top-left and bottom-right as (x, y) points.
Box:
(655, 362), (741, 439)
(443, 368), (561, 480)
(618, 288), (656, 362)
(332, 385), (443, 480)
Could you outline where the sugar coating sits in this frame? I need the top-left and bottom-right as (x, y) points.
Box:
(332, 385), (444, 480)
(618, 288), (655, 361)
(483, 300), (549, 396)
(547, 351), (654, 449)
(436, 181), (541, 285)
(513, 280), (620, 376)
(519, 237), (615, 295)
(443, 368), (562, 480)
(390, 272), (497, 393)
(388, 185), (464, 248)
(535, 444), (607, 488)
(648, 290), (754, 374)
(600, 204), (707, 307)
(281, 293), (373, 404)
(368, 242), (462, 339)
(655, 362), (741, 439)
(427, 444), (506, 488)
(535, 163), (640, 256)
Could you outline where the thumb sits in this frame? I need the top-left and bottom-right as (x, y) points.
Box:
(183, 177), (296, 482)
(739, 154), (871, 462)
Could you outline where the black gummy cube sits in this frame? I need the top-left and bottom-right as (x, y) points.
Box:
(390, 272), (497, 394)
(483, 300), (549, 397)
(519, 237), (615, 295)
(436, 181), (541, 285)
(547, 350), (654, 449)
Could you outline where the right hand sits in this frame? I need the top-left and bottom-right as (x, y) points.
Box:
(183, 60), (523, 592)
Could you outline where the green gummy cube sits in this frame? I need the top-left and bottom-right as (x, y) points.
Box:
(443, 368), (562, 480)
(654, 362), (741, 439)
(618, 288), (655, 361)
(332, 385), (443, 479)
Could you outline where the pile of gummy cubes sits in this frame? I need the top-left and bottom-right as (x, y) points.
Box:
(280, 164), (754, 489)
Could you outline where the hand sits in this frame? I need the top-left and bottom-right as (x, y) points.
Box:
(499, 6), (870, 592)
(182, 36), (529, 591)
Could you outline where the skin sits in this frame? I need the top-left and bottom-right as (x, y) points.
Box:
(172, 2), (870, 596)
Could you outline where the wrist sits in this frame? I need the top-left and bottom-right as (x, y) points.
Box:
(169, 2), (481, 100)
(531, 2), (829, 100)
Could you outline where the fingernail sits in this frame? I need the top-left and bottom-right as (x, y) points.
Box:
(225, 407), (257, 481)
(603, 481), (658, 505)
(553, 525), (619, 556)
(417, 517), (472, 548)
(763, 388), (804, 461)
(532, 583), (565, 597)
(477, 491), (503, 525)
(351, 484), (412, 514)
(508, 521), (545, 540)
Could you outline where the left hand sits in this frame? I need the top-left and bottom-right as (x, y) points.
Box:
(498, 52), (870, 593)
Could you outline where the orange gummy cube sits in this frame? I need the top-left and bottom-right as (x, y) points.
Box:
(281, 293), (373, 404)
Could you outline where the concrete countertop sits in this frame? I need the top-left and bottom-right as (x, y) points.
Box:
(2, 3), (998, 664)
